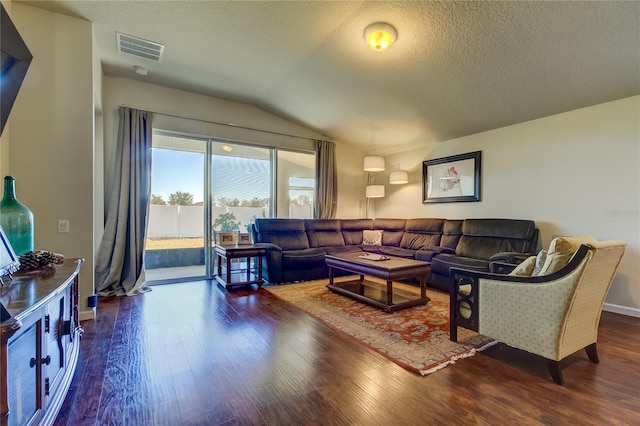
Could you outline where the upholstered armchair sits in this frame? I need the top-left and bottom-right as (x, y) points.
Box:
(449, 237), (626, 384)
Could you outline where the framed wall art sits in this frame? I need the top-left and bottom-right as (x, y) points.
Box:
(422, 151), (481, 203)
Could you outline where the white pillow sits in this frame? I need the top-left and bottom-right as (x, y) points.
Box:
(531, 250), (547, 276)
(362, 230), (383, 246)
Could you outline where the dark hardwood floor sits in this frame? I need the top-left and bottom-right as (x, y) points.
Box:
(55, 280), (640, 425)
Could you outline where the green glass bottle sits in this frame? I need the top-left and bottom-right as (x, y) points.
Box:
(0, 176), (34, 255)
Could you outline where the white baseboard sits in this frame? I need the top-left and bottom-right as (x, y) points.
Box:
(78, 309), (96, 322)
(603, 302), (640, 318)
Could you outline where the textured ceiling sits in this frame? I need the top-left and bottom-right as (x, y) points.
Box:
(18, 1), (640, 154)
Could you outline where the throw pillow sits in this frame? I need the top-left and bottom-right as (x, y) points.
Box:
(362, 230), (383, 246)
(536, 235), (597, 276)
(531, 249), (547, 276)
(508, 255), (536, 276)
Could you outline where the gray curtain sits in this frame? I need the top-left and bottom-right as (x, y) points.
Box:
(95, 107), (153, 296)
(314, 140), (337, 219)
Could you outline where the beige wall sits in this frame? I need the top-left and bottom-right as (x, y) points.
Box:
(102, 76), (319, 205)
(101, 76), (364, 218)
(375, 96), (640, 316)
(5, 3), (96, 317)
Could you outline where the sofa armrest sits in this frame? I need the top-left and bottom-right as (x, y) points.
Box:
(253, 243), (283, 283)
(415, 246), (456, 261)
(254, 242), (281, 252)
(489, 261), (518, 274)
(489, 251), (533, 264)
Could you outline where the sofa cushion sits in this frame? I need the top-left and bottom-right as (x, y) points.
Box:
(441, 219), (463, 249)
(400, 232), (441, 250)
(258, 232), (309, 251)
(281, 248), (327, 269)
(305, 219), (345, 248)
(324, 245), (362, 255)
(378, 246), (416, 259)
(415, 246), (456, 261)
(536, 235), (597, 276)
(254, 219), (310, 250)
(254, 218), (304, 233)
(456, 236), (530, 260)
(399, 218), (444, 249)
(431, 253), (490, 276)
(462, 218), (536, 239)
(455, 219), (538, 259)
(363, 230), (383, 246)
(373, 218), (406, 247)
(404, 218), (445, 233)
(341, 219), (373, 245)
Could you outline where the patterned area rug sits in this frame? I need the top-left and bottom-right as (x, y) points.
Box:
(262, 277), (495, 376)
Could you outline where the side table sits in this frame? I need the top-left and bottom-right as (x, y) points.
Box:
(214, 244), (266, 289)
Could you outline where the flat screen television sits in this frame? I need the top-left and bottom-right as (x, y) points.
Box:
(1, 3), (33, 136)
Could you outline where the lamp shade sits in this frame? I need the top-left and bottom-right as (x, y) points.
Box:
(363, 156), (385, 172)
(366, 185), (385, 198)
(389, 170), (409, 184)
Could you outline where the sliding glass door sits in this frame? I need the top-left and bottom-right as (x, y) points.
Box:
(145, 131), (315, 283)
(276, 149), (315, 218)
(146, 133), (207, 282)
(210, 142), (271, 239)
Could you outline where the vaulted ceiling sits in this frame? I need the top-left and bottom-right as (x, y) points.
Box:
(18, 1), (640, 154)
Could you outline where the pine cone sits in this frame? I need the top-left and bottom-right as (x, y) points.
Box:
(18, 250), (65, 272)
(37, 250), (64, 266)
(18, 251), (40, 271)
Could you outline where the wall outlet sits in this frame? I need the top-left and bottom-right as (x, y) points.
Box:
(57, 220), (69, 233)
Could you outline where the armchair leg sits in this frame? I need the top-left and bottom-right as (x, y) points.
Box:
(585, 343), (599, 363)
(450, 325), (457, 342)
(547, 361), (565, 385)
(449, 290), (458, 342)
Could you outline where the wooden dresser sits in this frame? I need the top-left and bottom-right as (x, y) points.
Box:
(0, 259), (83, 426)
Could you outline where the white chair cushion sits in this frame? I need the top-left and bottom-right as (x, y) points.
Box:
(508, 255), (536, 276)
(536, 235), (597, 276)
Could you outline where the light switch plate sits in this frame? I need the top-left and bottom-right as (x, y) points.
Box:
(58, 220), (69, 233)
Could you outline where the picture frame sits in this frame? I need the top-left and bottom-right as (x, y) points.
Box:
(215, 232), (238, 246)
(0, 226), (20, 286)
(237, 233), (252, 245)
(422, 151), (481, 203)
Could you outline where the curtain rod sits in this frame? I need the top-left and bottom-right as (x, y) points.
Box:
(119, 104), (329, 142)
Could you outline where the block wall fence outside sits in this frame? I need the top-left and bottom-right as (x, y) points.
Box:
(147, 205), (268, 238)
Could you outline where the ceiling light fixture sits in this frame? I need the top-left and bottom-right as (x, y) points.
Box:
(364, 22), (397, 51)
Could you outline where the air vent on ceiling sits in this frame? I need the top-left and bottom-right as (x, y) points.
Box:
(116, 32), (164, 62)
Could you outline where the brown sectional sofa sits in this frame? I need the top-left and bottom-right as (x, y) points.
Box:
(251, 218), (540, 291)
